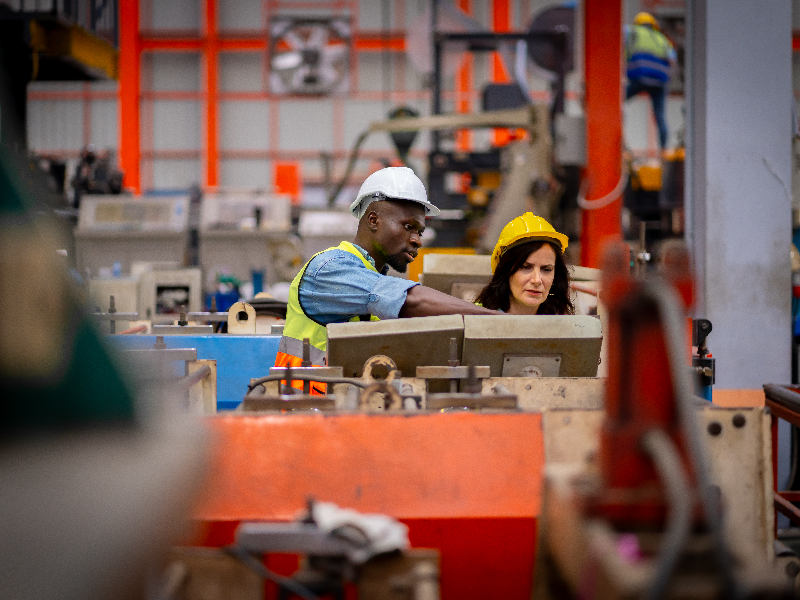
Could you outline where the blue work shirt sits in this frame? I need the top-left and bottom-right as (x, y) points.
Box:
(298, 244), (419, 325)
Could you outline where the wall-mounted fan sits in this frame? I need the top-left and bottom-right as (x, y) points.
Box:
(269, 17), (351, 95)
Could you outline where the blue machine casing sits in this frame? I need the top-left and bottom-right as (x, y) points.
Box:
(110, 335), (280, 410)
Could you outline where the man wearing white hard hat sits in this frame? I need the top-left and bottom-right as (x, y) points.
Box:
(275, 166), (496, 393)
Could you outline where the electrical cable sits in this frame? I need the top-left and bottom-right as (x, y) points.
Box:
(247, 373), (368, 393)
(576, 166), (629, 210)
(327, 129), (372, 208)
(223, 545), (321, 600)
(641, 429), (692, 600)
(642, 279), (738, 597)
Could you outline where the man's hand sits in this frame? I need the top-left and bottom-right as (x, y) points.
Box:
(399, 284), (499, 318)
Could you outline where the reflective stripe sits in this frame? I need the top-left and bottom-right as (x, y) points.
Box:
(278, 241), (381, 369)
(629, 54), (670, 73)
(274, 351), (328, 395)
(626, 25), (672, 85)
(278, 336), (327, 366)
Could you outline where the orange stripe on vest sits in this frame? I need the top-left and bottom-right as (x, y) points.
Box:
(274, 351), (327, 395)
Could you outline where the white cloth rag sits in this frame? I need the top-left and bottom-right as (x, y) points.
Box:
(310, 501), (410, 564)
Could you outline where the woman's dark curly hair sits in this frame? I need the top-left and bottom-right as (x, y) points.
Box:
(475, 240), (574, 314)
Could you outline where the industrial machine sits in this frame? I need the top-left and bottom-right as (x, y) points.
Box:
(75, 194), (190, 278)
(623, 149), (686, 263)
(329, 104), (574, 254)
(534, 244), (785, 599)
(198, 191), (300, 287)
(324, 6), (584, 252)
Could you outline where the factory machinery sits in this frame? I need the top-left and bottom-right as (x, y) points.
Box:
(1, 170), (795, 597)
(74, 242), (791, 600)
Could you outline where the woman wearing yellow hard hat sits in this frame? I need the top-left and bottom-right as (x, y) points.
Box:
(475, 213), (574, 315)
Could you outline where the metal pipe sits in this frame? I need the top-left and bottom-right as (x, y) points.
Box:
(642, 278), (736, 595)
(175, 364), (211, 392)
(431, 0), (440, 152)
(118, 324), (147, 335)
(641, 429), (692, 600)
(764, 384), (800, 413)
(248, 373), (368, 392)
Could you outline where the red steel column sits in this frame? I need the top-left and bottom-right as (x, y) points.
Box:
(491, 0), (511, 146)
(118, 0), (140, 192)
(580, 0), (623, 268)
(456, 0), (473, 151)
(204, 0), (219, 188)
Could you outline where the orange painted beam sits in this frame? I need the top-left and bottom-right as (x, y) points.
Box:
(193, 412), (545, 522)
(218, 39), (266, 52)
(118, 0), (140, 192)
(492, 0), (511, 146)
(140, 38), (204, 51)
(204, 0), (218, 188)
(580, 0), (623, 268)
(140, 35), (404, 53)
(456, 0), (473, 151)
(354, 35), (406, 51)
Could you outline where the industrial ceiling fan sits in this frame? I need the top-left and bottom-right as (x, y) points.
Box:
(269, 17), (351, 95)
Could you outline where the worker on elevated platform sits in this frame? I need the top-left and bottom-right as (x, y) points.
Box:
(625, 12), (676, 150)
(476, 213), (574, 315)
(275, 167), (496, 392)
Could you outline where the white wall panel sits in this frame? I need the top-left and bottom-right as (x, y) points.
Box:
(90, 100), (118, 150)
(405, 0), (427, 29)
(148, 53), (200, 91)
(623, 96), (650, 150)
(220, 159), (271, 188)
(28, 82), (83, 93)
(343, 100), (393, 151)
(27, 99), (82, 151)
(147, 0), (200, 31)
(220, 101), (269, 150)
(301, 158), (328, 181)
(91, 80), (118, 93)
(357, 53), (393, 93)
(403, 54), (428, 92)
(624, 96), (685, 151)
(358, 0), (392, 29)
(219, 53), (263, 92)
(472, 0), (491, 29)
(152, 159), (200, 189)
(278, 101), (333, 151)
(219, 0), (262, 31)
(153, 101), (201, 150)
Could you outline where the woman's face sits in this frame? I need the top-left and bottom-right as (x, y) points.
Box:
(507, 244), (557, 314)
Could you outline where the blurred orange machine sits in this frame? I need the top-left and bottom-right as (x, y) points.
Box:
(189, 411), (543, 599)
(179, 247), (782, 600)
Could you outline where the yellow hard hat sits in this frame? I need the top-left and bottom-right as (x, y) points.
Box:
(633, 12), (659, 29)
(491, 212), (569, 273)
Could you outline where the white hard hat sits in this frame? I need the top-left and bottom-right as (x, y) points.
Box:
(350, 166), (440, 218)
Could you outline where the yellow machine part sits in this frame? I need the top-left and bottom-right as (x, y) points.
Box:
(662, 147), (685, 162)
(476, 172), (501, 189)
(29, 20), (118, 80)
(466, 171), (502, 208)
(407, 247), (475, 283)
(632, 162), (662, 192)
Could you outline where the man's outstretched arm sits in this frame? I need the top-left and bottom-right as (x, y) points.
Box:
(399, 284), (498, 318)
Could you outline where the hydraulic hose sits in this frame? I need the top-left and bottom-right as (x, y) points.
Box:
(641, 429), (692, 600)
(641, 278), (737, 597)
